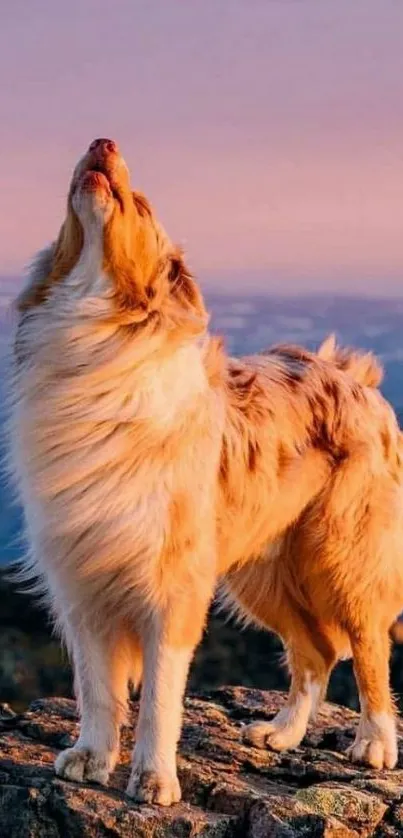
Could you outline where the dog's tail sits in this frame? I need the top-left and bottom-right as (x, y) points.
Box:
(317, 334), (383, 388)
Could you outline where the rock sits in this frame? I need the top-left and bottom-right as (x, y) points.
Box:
(1, 688), (403, 836)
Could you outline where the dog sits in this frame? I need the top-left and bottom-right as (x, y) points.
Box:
(11, 138), (403, 806)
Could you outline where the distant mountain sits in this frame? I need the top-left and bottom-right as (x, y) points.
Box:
(0, 292), (402, 563)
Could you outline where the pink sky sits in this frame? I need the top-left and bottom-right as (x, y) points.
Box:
(1, 1), (402, 294)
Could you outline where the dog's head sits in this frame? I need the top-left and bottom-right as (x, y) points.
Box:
(19, 139), (206, 329)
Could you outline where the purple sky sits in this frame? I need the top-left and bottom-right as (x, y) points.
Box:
(1, 0), (403, 295)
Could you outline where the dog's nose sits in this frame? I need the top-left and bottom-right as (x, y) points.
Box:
(89, 138), (118, 155)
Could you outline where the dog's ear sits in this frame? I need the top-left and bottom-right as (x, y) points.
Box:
(167, 251), (206, 318)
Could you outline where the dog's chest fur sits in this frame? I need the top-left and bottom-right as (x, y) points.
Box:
(11, 263), (221, 605)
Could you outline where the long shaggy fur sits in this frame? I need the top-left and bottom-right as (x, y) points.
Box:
(10, 138), (403, 805)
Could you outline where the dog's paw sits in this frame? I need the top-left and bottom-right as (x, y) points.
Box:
(347, 713), (397, 770)
(55, 746), (111, 785)
(242, 719), (304, 751)
(126, 769), (181, 806)
(347, 736), (397, 769)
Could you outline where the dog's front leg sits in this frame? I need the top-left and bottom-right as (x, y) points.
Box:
(55, 623), (133, 785)
(127, 590), (211, 806)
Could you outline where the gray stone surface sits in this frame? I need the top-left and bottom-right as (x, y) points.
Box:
(1, 687), (403, 836)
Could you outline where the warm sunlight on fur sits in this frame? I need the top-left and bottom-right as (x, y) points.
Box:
(11, 138), (403, 806)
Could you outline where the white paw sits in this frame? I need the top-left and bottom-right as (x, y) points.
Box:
(242, 716), (305, 752)
(126, 769), (181, 806)
(347, 732), (397, 769)
(347, 737), (397, 769)
(55, 746), (112, 785)
(347, 712), (397, 770)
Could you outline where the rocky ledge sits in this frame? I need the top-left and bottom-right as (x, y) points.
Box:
(1, 688), (403, 837)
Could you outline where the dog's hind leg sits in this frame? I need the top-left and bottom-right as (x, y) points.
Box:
(55, 622), (135, 785)
(296, 447), (403, 770)
(224, 558), (337, 752)
(346, 626), (397, 769)
(243, 606), (336, 751)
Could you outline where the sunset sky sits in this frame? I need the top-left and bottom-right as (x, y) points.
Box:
(1, 1), (402, 295)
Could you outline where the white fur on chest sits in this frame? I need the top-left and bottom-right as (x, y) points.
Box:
(12, 256), (210, 596)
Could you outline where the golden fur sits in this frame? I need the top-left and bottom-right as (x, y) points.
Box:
(11, 138), (403, 805)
